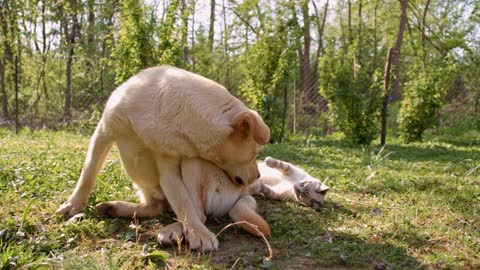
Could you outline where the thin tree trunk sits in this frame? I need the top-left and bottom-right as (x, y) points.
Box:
(475, 93), (480, 113)
(222, 0), (229, 86)
(208, 0), (215, 52)
(312, 0), (329, 73)
(347, 0), (352, 44)
(0, 61), (7, 119)
(63, 0), (79, 120)
(41, 1), (49, 99)
(279, 84), (288, 143)
(33, 1), (49, 113)
(339, 1), (347, 57)
(372, 0), (379, 71)
(14, 55), (19, 133)
(421, 0), (431, 68)
(191, 0), (196, 71)
(357, 0), (362, 65)
(64, 18), (73, 119)
(381, 48), (393, 146)
(390, 0), (408, 102)
(300, 0), (312, 113)
(181, 0), (189, 64)
(85, 0), (95, 82)
(0, 0), (11, 119)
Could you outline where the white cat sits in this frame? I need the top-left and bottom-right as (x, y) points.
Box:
(251, 157), (330, 209)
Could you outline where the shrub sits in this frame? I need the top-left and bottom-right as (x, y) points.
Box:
(398, 66), (454, 143)
(319, 51), (383, 145)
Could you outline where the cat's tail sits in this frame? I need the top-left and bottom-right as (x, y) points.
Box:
(265, 157), (291, 175)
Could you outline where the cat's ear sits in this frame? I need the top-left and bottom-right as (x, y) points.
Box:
(316, 183), (330, 193)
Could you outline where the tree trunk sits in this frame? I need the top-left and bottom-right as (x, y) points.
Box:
(208, 0), (215, 52)
(0, 60), (8, 119)
(381, 48), (393, 146)
(279, 84), (288, 143)
(0, 0), (11, 119)
(312, 0), (329, 73)
(181, 0), (189, 64)
(300, 0), (313, 113)
(63, 0), (79, 120)
(191, 0), (196, 71)
(390, 0), (408, 102)
(222, 0), (229, 86)
(372, 0), (379, 70)
(64, 19), (73, 120)
(357, 0), (362, 66)
(421, 0), (431, 68)
(347, 0), (352, 44)
(41, 1), (48, 99)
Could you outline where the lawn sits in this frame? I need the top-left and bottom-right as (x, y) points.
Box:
(0, 126), (479, 269)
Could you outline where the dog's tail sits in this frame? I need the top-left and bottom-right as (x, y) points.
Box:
(265, 157), (291, 175)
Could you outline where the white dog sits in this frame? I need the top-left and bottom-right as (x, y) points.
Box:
(57, 65), (270, 252)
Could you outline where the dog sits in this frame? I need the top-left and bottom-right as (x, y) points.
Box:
(57, 65), (270, 252)
(157, 156), (329, 247)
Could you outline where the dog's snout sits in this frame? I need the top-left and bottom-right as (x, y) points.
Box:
(235, 176), (244, 185)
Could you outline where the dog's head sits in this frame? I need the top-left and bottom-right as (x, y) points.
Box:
(212, 110), (270, 186)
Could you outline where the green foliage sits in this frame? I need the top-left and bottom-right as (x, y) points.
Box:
(157, 0), (187, 67)
(398, 65), (455, 143)
(319, 49), (383, 145)
(112, 0), (155, 84)
(237, 5), (296, 142)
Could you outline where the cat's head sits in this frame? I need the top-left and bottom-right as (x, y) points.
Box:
(294, 179), (329, 209)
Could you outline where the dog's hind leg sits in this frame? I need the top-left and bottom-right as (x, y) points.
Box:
(96, 140), (167, 218)
(96, 197), (165, 218)
(57, 122), (114, 217)
(228, 195), (270, 237)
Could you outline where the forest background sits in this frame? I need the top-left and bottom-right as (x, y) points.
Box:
(1, 0), (479, 144)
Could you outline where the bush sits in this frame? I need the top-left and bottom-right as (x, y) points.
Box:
(398, 66), (454, 143)
(319, 51), (383, 145)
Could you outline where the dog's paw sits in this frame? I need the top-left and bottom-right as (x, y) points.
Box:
(56, 199), (86, 217)
(184, 225), (219, 252)
(158, 222), (184, 246)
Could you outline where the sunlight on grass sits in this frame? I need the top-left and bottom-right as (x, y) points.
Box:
(0, 128), (479, 269)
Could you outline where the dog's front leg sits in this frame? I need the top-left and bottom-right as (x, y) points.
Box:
(155, 155), (219, 252)
(57, 124), (114, 217)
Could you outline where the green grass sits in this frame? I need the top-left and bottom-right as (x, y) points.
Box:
(0, 126), (479, 269)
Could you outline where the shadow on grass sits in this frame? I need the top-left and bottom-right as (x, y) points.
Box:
(86, 198), (425, 269)
(189, 200), (426, 269)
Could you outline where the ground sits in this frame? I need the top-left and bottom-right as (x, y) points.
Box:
(0, 126), (479, 269)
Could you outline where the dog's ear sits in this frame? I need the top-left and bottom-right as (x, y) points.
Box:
(231, 110), (270, 144)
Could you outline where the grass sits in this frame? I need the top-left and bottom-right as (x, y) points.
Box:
(0, 123), (479, 269)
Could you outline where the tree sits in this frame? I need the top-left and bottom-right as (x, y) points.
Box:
(56, 0), (82, 119)
(208, 0), (216, 52)
(0, 0), (18, 119)
(112, 0), (154, 84)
